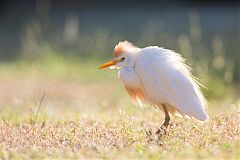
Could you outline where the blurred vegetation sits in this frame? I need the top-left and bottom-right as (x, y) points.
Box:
(0, 2), (239, 159)
(0, 1), (239, 100)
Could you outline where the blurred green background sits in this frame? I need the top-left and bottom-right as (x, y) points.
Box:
(0, 1), (239, 158)
(0, 0), (239, 101)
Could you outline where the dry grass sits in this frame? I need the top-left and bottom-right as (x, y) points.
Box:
(0, 62), (239, 159)
(0, 114), (239, 159)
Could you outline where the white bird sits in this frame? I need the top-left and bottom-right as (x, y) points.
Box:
(99, 41), (208, 132)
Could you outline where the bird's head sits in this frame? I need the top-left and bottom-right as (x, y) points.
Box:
(98, 41), (140, 69)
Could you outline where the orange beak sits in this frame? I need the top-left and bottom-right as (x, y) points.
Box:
(98, 60), (117, 69)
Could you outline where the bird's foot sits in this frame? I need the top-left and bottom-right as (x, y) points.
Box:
(155, 123), (169, 135)
(145, 124), (170, 143)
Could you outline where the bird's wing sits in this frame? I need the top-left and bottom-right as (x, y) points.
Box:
(135, 47), (208, 121)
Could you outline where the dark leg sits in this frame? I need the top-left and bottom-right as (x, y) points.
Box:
(161, 104), (170, 128)
(155, 104), (170, 134)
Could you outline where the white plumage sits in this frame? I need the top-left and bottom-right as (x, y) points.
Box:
(135, 47), (208, 121)
(99, 41), (208, 129)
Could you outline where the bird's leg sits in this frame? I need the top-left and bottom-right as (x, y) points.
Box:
(161, 105), (170, 128)
(156, 104), (170, 134)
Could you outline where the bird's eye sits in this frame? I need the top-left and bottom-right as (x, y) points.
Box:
(120, 57), (125, 61)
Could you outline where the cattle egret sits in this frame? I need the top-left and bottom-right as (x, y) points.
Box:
(99, 41), (208, 132)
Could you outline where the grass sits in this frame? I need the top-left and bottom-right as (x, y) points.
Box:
(0, 58), (239, 159)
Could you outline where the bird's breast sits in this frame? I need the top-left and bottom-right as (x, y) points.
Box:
(118, 67), (142, 89)
(118, 67), (146, 106)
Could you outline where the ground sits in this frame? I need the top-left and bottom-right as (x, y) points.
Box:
(0, 59), (239, 159)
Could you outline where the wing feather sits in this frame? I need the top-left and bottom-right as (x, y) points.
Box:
(135, 47), (208, 121)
